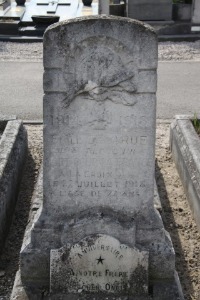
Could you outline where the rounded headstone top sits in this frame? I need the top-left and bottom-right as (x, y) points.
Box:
(44, 15), (156, 37)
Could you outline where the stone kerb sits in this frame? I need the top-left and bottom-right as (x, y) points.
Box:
(20, 16), (180, 299)
(170, 115), (200, 232)
(0, 119), (27, 252)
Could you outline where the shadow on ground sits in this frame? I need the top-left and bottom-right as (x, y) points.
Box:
(0, 148), (37, 298)
(155, 159), (193, 300)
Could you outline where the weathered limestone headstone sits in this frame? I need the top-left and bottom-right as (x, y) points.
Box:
(192, 0), (200, 24)
(20, 16), (181, 299)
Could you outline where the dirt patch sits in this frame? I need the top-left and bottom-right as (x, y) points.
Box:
(0, 123), (200, 299)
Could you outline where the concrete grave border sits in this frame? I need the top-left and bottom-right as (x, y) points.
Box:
(0, 116), (27, 252)
(170, 115), (200, 232)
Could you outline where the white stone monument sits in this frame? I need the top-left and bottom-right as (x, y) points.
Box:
(20, 16), (182, 299)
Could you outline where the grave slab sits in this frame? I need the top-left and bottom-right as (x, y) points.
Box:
(21, 0), (78, 24)
(36, 0), (70, 14)
(46, 2), (58, 13)
(0, 4), (25, 20)
(37, 0), (70, 5)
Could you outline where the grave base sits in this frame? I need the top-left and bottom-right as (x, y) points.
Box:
(11, 170), (184, 300)
(11, 270), (183, 300)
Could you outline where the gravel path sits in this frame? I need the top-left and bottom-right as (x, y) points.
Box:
(0, 40), (200, 61)
(158, 40), (200, 61)
(0, 124), (200, 299)
(156, 123), (200, 300)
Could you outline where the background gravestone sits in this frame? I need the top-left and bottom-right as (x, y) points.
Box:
(127, 0), (172, 21)
(98, 0), (109, 14)
(20, 16), (180, 299)
(192, 0), (200, 24)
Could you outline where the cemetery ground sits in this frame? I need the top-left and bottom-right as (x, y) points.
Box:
(0, 40), (200, 299)
(1, 40), (200, 62)
(0, 123), (200, 299)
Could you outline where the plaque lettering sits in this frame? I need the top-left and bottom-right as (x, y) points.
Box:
(51, 235), (148, 295)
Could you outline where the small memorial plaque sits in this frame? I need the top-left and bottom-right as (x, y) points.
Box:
(50, 235), (148, 295)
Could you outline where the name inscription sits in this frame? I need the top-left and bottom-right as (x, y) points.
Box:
(51, 135), (148, 158)
(47, 96), (154, 214)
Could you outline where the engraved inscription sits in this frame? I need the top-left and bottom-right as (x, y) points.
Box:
(50, 235), (149, 295)
(45, 29), (156, 216)
(51, 134), (148, 157)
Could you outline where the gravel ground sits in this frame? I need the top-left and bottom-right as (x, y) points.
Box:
(0, 40), (200, 61)
(0, 124), (200, 299)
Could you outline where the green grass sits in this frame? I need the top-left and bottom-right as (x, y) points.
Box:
(192, 113), (200, 135)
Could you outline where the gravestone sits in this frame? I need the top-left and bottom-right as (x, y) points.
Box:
(98, 0), (109, 14)
(0, 0), (10, 13)
(127, 0), (172, 21)
(20, 16), (181, 299)
(192, 0), (200, 24)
